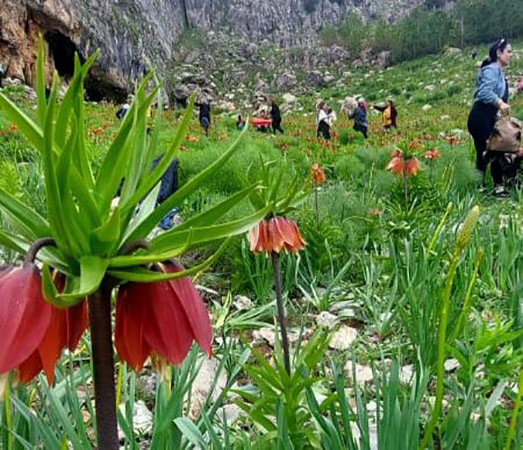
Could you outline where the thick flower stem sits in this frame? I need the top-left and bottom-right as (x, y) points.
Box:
(88, 285), (118, 450)
(271, 251), (291, 374)
(403, 170), (409, 205)
(314, 184), (320, 223)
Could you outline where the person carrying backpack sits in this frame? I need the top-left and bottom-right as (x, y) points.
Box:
(467, 38), (513, 198)
(270, 99), (284, 134)
(373, 99), (397, 130)
(349, 98), (368, 139)
(196, 101), (211, 136)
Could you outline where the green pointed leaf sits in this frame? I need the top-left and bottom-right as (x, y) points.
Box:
(0, 229), (28, 254)
(36, 37), (47, 127)
(121, 94), (193, 212)
(119, 89), (154, 204)
(109, 239), (229, 281)
(0, 187), (50, 239)
(93, 73), (156, 213)
(112, 207), (268, 267)
(175, 184), (255, 232)
(89, 208), (121, 256)
(57, 255), (108, 300)
(123, 125), (250, 244)
(0, 93), (44, 152)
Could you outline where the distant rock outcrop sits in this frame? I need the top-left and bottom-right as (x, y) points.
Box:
(0, 0), (426, 101)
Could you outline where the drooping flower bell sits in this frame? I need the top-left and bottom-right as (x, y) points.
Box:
(114, 260), (212, 371)
(423, 149), (441, 160)
(386, 150), (419, 176)
(0, 266), (88, 384)
(310, 163), (326, 184)
(248, 216), (306, 254)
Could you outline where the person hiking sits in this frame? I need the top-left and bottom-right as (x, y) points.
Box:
(196, 100), (211, 136)
(349, 98), (368, 139)
(0, 63), (5, 89)
(373, 99), (397, 130)
(270, 99), (284, 134)
(316, 101), (331, 140)
(467, 38), (513, 198)
(236, 114), (246, 131)
(116, 96), (132, 120)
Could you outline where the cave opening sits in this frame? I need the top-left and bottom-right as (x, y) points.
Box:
(43, 30), (127, 102)
(44, 30), (79, 79)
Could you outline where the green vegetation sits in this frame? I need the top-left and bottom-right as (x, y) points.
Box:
(321, 0), (523, 64)
(0, 40), (522, 449)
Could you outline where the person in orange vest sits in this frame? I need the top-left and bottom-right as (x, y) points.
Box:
(373, 99), (397, 131)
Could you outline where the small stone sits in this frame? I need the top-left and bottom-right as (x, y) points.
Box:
(344, 362), (373, 384)
(216, 403), (244, 424)
(400, 364), (414, 384)
(189, 358), (227, 419)
(329, 325), (358, 350)
(118, 401), (153, 439)
(444, 358), (460, 372)
(315, 311), (337, 329)
(233, 295), (253, 311)
(422, 104), (432, 111)
(252, 327), (276, 346)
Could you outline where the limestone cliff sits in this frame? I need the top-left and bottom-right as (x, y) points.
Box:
(0, 0), (425, 99)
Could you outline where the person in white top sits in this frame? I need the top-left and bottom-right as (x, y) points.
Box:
(316, 101), (331, 140)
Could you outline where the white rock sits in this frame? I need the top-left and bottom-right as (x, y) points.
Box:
(329, 325), (358, 350)
(400, 364), (414, 384)
(252, 327), (276, 346)
(216, 403), (244, 424)
(189, 358), (227, 419)
(444, 358), (460, 372)
(282, 93), (297, 104)
(118, 401), (153, 439)
(315, 311), (337, 329)
(233, 295), (253, 311)
(422, 104), (432, 111)
(344, 362), (373, 384)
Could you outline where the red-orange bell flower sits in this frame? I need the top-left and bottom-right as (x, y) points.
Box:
(386, 151), (420, 176)
(248, 217), (306, 254)
(17, 301), (88, 384)
(114, 260), (212, 371)
(311, 163), (326, 184)
(424, 149), (441, 160)
(0, 266), (88, 384)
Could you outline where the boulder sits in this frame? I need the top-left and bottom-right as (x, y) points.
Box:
(273, 72), (298, 91)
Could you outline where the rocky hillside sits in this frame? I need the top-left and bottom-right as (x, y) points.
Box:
(0, 0), (427, 101)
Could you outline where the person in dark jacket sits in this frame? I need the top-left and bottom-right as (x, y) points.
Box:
(467, 38), (513, 197)
(0, 63), (5, 89)
(316, 101), (330, 140)
(196, 101), (211, 136)
(270, 99), (284, 134)
(350, 98), (368, 139)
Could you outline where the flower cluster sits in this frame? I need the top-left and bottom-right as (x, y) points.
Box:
(424, 149), (441, 160)
(310, 163), (326, 184)
(386, 150), (420, 176)
(248, 217), (306, 254)
(0, 260), (212, 384)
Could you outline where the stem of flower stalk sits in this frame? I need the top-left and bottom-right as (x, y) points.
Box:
(403, 169), (409, 205)
(271, 251), (291, 374)
(23, 237), (56, 266)
(314, 184), (320, 223)
(88, 284), (119, 450)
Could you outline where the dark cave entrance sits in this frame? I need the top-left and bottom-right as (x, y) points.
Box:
(44, 30), (79, 79)
(43, 30), (127, 102)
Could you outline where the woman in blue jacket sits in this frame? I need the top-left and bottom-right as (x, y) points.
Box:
(467, 38), (512, 197)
